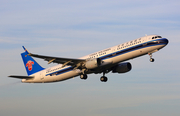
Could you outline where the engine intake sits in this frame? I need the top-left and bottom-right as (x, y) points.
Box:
(85, 58), (101, 69)
(112, 62), (132, 73)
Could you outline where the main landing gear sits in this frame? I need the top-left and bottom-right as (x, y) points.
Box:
(148, 53), (155, 62)
(80, 71), (108, 82)
(80, 74), (87, 80)
(80, 69), (88, 80)
(100, 76), (108, 82)
(100, 72), (108, 82)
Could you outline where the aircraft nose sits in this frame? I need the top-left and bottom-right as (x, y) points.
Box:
(159, 38), (169, 45)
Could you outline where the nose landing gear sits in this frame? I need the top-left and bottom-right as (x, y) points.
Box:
(148, 53), (155, 62)
(150, 58), (155, 62)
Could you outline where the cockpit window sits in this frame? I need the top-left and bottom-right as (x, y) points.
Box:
(152, 36), (162, 39)
(155, 36), (162, 38)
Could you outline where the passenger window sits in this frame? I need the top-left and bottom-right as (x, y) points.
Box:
(152, 37), (154, 39)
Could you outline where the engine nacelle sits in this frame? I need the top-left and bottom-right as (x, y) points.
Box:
(85, 58), (101, 69)
(112, 62), (132, 73)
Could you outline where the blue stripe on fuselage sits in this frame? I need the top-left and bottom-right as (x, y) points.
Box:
(99, 38), (168, 60)
(46, 67), (74, 76)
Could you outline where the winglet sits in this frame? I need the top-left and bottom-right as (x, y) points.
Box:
(22, 46), (30, 55)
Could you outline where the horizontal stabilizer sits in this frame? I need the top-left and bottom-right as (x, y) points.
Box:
(8, 75), (34, 79)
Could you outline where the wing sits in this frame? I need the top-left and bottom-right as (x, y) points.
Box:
(29, 53), (85, 65)
(22, 46), (85, 67)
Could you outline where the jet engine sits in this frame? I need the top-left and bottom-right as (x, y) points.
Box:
(85, 58), (102, 69)
(112, 62), (132, 73)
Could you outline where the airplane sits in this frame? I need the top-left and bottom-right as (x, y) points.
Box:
(9, 35), (169, 83)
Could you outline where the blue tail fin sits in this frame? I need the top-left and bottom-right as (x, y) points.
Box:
(21, 47), (44, 76)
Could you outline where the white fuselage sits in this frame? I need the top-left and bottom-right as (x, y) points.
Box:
(22, 35), (168, 83)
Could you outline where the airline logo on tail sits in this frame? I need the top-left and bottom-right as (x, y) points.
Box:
(26, 60), (34, 71)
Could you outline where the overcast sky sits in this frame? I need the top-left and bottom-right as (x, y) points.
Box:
(0, 0), (180, 116)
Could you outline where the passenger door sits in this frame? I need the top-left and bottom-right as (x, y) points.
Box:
(40, 71), (44, 80)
